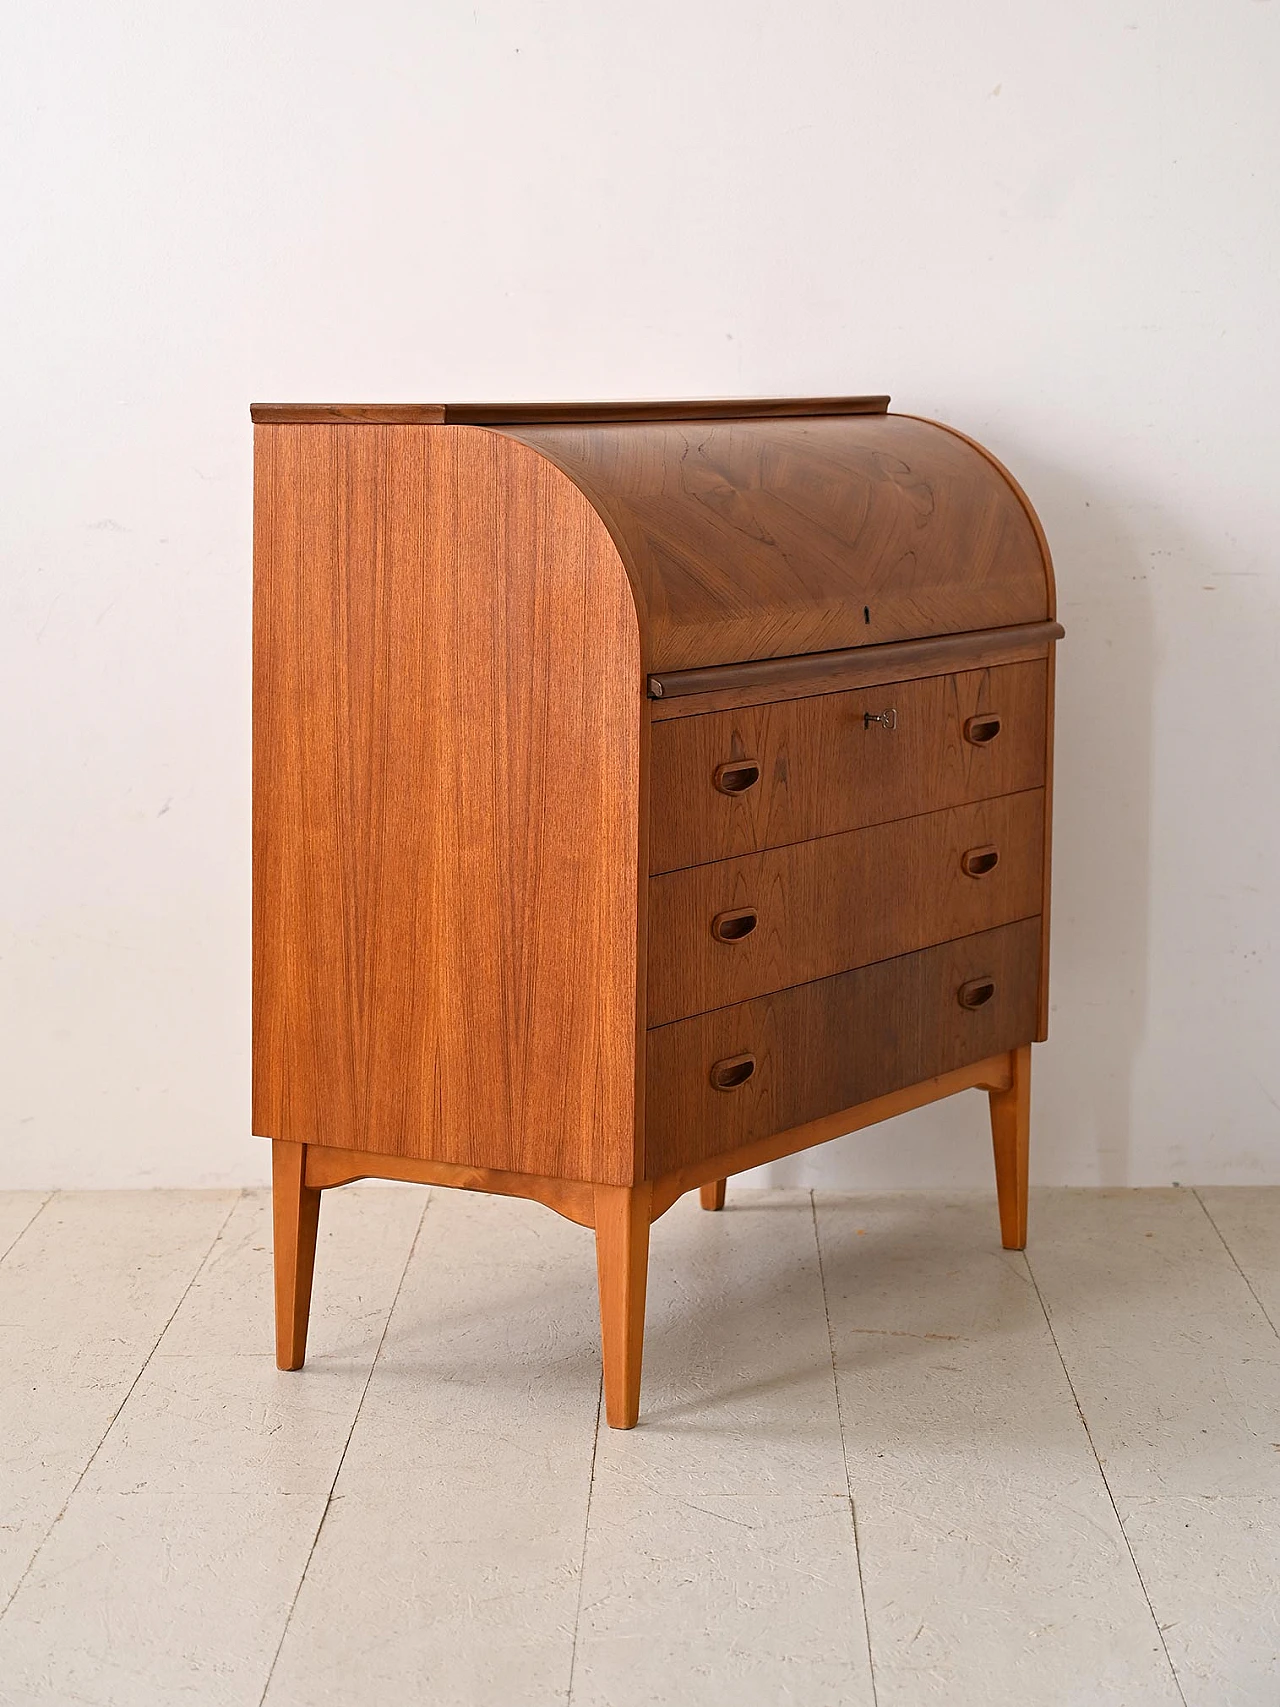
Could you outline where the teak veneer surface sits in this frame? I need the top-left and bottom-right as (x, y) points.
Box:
(649, 660), (1047, 873)
(252, 406), (1054, 683)
(253, 397), (1058, 1426)
(645, 919), (1041, 1175)
(647, 1052), (1016, 1221)
(647, 790), (1044, 1025)
(503, 415), (1052, 671)
(253, 423), (641, 1184)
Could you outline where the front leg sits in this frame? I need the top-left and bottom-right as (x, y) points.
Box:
(593, 1183), (652, 1428)
(988, 1044), (1031, 1250)
(272, 1139), (322, 1369)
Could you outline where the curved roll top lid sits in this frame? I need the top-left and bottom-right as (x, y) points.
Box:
(249, 398), (1055, 677)
(502, 414), (1053, 673)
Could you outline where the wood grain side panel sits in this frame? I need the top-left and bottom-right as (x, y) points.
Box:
(647, 791), (1044, 1025)
(645, 920), (1041, 1176)
(649, 660), (1047, 874)
(253, 423), (642, 1184)
(503, 415), (1050, 671)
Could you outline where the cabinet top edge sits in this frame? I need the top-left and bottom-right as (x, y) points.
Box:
(249, 396), (893, 426)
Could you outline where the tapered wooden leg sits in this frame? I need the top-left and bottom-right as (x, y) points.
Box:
(988, 1044), (1031, 1250)
(273, 1139), (321, 1370)
(593, 1183), (652, 1429)
(699, 1179), (727, 1211)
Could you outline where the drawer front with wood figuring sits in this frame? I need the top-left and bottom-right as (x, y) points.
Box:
(649, 660), (1047, 874)
(646, 790), (1043, 1025)
(645, 918), (1041, 1175)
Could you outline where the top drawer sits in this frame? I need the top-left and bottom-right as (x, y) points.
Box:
(648, 659), (1047, 874)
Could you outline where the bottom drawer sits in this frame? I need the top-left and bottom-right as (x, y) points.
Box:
(645, 919), (1040, 1176)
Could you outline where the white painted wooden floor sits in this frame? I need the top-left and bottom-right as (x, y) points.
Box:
(1, 1185), (1277, 1706)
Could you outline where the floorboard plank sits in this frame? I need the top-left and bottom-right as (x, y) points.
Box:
(0, 1193), (52, 1264)
(817, 1190), (1182, 1707)
(263, 1189), (602, 1707)
(0, 1187), (424, 1706)
(1028, 1187), (1280, 1707)
(0, 1190), (236, 1612)
(571, 1191), (873, 1707)
(4, 1185), (1275, 1707)
(1195, 1186), (1280, 1337)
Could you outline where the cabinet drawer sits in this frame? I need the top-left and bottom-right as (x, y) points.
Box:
(646, 919), (1040, 1176)
(647, 790), (1043, 1026)
(648, 659), (1047, 874)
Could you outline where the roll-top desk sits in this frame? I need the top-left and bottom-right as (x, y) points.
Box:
(252, 396), (1061, 1428)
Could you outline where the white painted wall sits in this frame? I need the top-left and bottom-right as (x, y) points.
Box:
(3, 2), (1278, 1190)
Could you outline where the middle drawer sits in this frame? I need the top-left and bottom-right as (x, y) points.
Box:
(646, 789), (1044, 1026)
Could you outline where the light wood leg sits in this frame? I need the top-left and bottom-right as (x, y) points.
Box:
(989, 1044), (1031, 1250)
(593, 1183), (652, 1429)
(273, 1139), (321, 1370)
(699, 1179), (727, 1211)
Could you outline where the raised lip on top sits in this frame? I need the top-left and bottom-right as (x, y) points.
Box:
(249, 396), (892, 425)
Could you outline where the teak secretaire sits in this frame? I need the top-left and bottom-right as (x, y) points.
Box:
(251, 396), (1061, 1427)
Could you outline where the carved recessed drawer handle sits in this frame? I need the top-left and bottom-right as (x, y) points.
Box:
(713, 759), (761, 795)
(710, 907), (759, 943)
(961, 844), (1000, 878)
(964, 713), (1002, 745)
(709, 1052), (757, 1091)
(957, 978), (996, 1010)
(864, 707), (897, 731)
